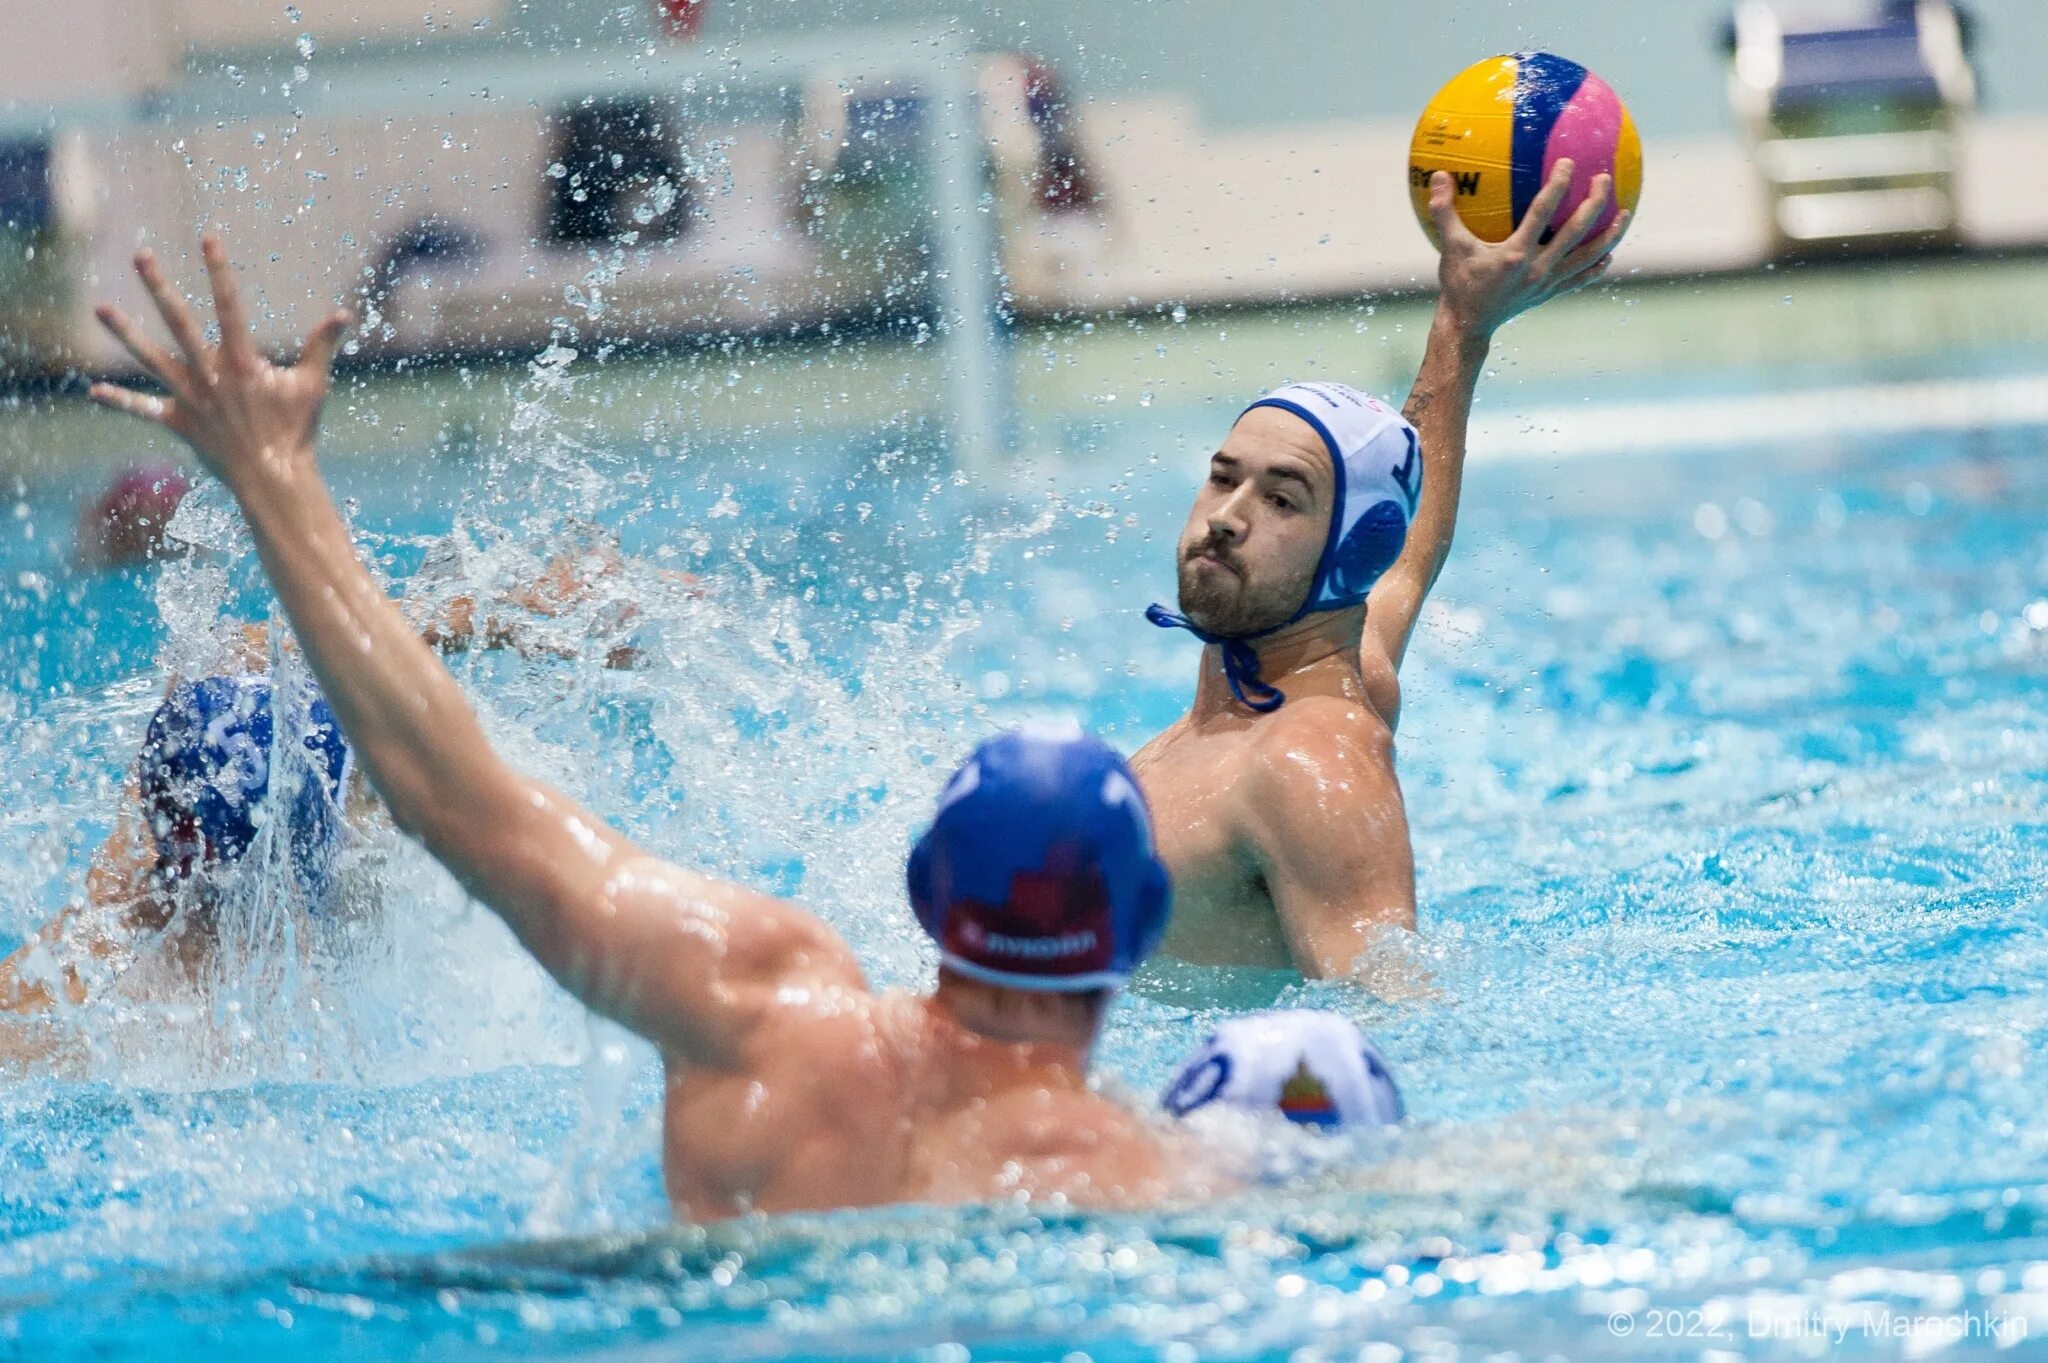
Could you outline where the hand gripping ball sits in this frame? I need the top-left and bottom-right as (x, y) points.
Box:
(1409, 52), (1642, 246)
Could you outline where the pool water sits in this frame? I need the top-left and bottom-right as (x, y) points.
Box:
(1, 366), (2046, 1360)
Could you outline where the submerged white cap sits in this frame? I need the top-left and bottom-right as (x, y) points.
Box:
(1161, 1009), (1404, 1130)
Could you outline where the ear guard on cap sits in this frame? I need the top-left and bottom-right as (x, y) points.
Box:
(907, 832), (940, 942)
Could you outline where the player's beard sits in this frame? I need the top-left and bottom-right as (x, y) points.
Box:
(1175, 533), (1315, 638)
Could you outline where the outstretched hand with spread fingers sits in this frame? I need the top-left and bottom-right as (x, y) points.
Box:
(89, 236), (350, 491)
(1425, 158), (1629, 339)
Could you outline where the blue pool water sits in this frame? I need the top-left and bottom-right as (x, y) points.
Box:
(1, 370), (2046, 1360)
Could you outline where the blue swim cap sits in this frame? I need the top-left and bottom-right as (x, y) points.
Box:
(139, 675), (353, 903)
(908, 722), (1171, 992)
(1149, 381), (1422, 711)
(1163, 1010), (1404, 1130)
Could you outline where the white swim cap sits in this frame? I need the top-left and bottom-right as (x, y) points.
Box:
(1161, 1009), (1403, 1130)
(1245, 382), (1421, 616)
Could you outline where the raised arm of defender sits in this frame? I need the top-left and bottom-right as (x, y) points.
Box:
(88, 238), (861, 1068)
(1364, 162), (1628, 685)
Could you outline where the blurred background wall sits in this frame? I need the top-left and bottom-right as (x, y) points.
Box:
(672, 0), (2048, 131)
(108, 0), (2048, 130)
(1, 0), (2045, 452)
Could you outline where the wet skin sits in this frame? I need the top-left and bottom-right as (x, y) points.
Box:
(1130, 166), (1629, 981)
(0, 581), (634, 1036)
(1132, 407), (1412, 973)
(82, 237), (1217, 1217)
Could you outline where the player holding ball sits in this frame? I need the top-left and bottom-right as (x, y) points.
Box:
(1130, 54), (1635, 980)
(1409, 51), (1643, 246)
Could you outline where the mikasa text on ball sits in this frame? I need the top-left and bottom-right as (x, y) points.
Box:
(1409, 51), (1642, 245)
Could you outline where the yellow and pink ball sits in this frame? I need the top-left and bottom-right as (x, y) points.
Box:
(1409, 52), (1643, 245)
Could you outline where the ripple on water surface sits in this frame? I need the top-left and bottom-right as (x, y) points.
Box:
(0, 414), (2045, 1359)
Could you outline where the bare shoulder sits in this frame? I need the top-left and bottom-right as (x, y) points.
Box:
(662, 986), (912, 1213)
(610, 853), (867, 991)
(680, 986), (910, 1120)
(1230, 695), (1400, 846)
(575, 852), (873, 1069)
(1127, 714), (1189, 773)
(747, 972), (901, 1077)
(1245, 695), (1397, 792)
(976, 1083), (1180, 1207)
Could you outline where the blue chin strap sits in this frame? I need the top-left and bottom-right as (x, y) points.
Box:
(1149, 382), (1422, 714)
(1145, 603), (1289, 712)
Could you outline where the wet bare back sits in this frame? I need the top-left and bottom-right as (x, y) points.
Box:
(661, 983), (1178, 1218)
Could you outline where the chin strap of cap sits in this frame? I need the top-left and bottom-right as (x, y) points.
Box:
(1145, 603), (1285, 713)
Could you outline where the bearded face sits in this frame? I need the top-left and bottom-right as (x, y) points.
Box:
(1173, 406), (1334, 637)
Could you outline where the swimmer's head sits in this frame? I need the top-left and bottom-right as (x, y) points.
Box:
(1174, 383), (1420, 638)
(909, 723), (1170, 1018)
(76, 463), (191, 571)
(1162, 1010), (1403, 1131)
(1153, 382), (1421, 709)
(1175, 405), (1331, 638)
(139, 676), (352, 907)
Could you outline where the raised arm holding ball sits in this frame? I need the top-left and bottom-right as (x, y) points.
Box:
(1132, 55), (1633, 982)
